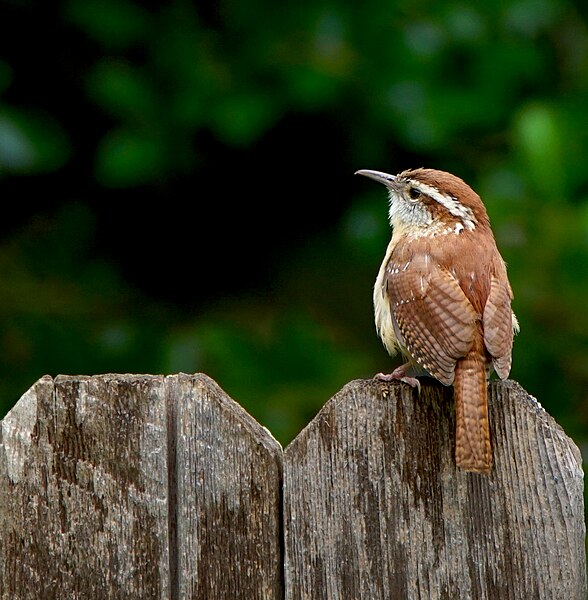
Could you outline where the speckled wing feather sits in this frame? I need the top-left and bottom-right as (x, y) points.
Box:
(387, 254), (478, 385)
(483, 275), (514, 378)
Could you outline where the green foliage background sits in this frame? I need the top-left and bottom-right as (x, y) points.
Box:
(1, 0), (587, 454)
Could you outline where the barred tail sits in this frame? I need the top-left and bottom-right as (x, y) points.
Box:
(453, 341), (492, 474)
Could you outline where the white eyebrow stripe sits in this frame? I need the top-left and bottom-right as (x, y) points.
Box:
(407, 179), (477, 230)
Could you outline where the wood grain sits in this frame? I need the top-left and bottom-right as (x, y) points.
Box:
(283, 378), (586, 600)
(0, 374), (584, 599)
(0, 373), (283, 600)
(169, 373), (283, 599)
(0, 374), (170, 599)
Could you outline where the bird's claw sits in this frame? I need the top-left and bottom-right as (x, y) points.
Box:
(374, 371), (421, 394)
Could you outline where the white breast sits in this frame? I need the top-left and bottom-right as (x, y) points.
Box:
(373, 240), (399, 356)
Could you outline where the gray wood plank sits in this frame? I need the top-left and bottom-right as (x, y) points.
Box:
(283, 378), (586, 600)
(169, 373), (283, 600)
(0, 374), (170, 600)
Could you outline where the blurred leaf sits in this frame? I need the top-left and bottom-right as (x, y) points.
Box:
(87, 59), (159, 123)
(0, 113), (35, 172)
(0, 109), (69, 174)
(149, 3), (224, 130)
(95, 128), (165, 187)
(503, 0), (563, 37)
(64, 0), (151, 50)
(514, 103), (566, 200)
(210, 90), (279, 146)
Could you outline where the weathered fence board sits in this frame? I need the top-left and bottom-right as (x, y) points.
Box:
(0, 374), (585, 599)
(0, 374), (171, 599)
(169, 373), (283, 599)
(283, 378), (586, 600)
(0, 373), (283, 600)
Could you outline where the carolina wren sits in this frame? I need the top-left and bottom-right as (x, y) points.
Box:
(356, 167), (518, 474)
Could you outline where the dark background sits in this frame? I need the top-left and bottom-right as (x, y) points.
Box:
(1, 0), (587, 453)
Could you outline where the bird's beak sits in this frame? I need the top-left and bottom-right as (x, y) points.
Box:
(355, 169), (397, 187)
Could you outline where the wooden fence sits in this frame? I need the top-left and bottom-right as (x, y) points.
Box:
(0, 373), (585, 599)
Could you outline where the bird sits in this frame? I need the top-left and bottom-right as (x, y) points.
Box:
(356, 167), (518, 473)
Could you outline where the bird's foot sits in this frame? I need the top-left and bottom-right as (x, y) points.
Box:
(374, 364), (421, 393)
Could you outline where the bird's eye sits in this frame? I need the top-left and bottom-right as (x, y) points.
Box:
(408, 187), (421, 200)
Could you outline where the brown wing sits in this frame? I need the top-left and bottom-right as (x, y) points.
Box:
(387, 253), (479, 385)
(483, 274), (514, 379)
